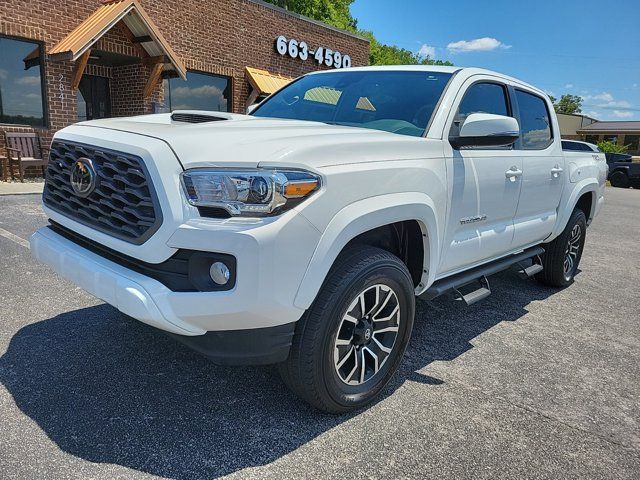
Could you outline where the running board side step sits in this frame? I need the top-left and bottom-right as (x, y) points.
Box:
(453, 276), (491, 305)
(419, 246), (545, 303)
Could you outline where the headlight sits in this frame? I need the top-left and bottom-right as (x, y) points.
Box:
(181, 169), (320, 217)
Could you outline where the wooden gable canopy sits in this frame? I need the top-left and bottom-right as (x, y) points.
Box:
(49, 0), (186, 80)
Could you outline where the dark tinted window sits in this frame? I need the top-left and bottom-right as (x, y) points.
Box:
(562, 140), (590, 151)
(0, 36), (45, 127)
(253, 70), (453, 137)
(585, 135), (599, 144)
(450, 82), (509, 136)
(515, 90), (553, 150)
(162, 71), (231, 112)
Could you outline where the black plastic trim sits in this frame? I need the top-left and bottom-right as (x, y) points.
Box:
(449, 133), (519, 149)
(48, 222), (236, 293)
(165, 322), (296, 366)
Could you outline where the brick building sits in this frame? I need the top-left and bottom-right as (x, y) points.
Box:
(0, 0), (369, 166)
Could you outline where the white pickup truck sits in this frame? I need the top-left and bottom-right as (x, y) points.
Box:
(31, 66), (607, 412)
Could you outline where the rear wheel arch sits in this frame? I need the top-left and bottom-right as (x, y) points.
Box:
(574, 191), (595, 223)
(552, 182), (598, 239)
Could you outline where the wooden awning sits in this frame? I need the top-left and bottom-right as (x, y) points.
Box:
(49, 0), (186, 79)
(245, 67), (292, 96)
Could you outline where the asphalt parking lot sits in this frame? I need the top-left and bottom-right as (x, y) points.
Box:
(0, 187), (638, 479)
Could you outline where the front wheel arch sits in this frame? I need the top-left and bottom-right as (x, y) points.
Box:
(293, 193), (440, 310)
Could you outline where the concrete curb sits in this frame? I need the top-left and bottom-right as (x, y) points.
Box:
(0, 183), (44, 196)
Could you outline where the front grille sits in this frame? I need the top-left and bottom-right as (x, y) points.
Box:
(44, 141), (161, 244)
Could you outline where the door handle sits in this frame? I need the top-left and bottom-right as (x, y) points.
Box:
(551, 165), (563, 178)
(505, 166), (523, 182)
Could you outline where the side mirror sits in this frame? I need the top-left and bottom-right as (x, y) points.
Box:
(449, 113), (519, 149)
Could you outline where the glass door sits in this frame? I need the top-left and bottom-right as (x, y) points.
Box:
(77, 75), (111, 121)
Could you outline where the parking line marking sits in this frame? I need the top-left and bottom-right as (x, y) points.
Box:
(0, 227), (30, 249)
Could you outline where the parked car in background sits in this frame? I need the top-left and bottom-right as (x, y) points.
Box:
(562, 140), (639, 188)
(32, 66), (607, 412)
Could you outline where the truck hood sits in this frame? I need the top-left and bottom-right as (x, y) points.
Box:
(68, 111), (433, 170)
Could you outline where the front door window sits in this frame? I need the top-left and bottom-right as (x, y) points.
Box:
(77, 75), (111, 121)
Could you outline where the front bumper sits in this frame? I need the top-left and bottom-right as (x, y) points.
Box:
(31, 219), (315, 332)
(30, 227), (302, 364)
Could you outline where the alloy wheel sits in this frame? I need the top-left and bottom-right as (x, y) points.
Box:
(563, 223), (582, 280)
(333, 284), (401, 385)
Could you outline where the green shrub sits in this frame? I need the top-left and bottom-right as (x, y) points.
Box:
(597, 140), (630, 154)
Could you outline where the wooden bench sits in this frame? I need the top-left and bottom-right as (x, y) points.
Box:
(4, 132), (49, 182)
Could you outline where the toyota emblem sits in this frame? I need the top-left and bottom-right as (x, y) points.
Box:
(70, 158), (96, 197)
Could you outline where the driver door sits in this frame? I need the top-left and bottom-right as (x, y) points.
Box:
(438, 79), (523, 275)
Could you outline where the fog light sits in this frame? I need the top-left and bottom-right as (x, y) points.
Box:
(209, 261), (231, 285)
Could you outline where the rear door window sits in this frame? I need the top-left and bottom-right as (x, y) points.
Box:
(562, 141), (589, 151)
(515, 90), (553, 150)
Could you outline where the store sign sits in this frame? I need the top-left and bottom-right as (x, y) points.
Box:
(275, 35), (352, 69)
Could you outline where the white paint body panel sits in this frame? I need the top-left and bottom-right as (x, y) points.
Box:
(32, 66), (604, 337)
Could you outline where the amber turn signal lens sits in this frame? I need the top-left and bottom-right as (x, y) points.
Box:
(284, 181), (318, 198)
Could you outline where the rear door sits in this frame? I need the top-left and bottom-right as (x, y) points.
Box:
(438, 78), (523, 275)
(510, 89), (565, 248)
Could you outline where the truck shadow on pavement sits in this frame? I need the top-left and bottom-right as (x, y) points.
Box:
(0, 271), (556, 479)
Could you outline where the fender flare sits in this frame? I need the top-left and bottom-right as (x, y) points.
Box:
(293, 192), (440, 309)
(552, 180), (598, 238)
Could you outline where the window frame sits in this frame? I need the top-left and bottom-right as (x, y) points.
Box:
(163, 69), (233, 113)
(0, 34), (48, 128)
(448, 79), (514, 150)
(511, 87), (554, 151)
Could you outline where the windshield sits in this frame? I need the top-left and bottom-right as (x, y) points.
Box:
(252, 70), (453, 137)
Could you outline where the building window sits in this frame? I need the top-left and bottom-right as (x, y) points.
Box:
(585, 135), (599, 144)
(162, 71), (231, 112)
(0, 36), (46, 127)
(623, 135), (640, 152)
(603, 135), (618, 143)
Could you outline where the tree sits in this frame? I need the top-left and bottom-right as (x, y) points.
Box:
(264, 0), (452, 66)
(265, 0), (358, 31)
(550, 94), (583, 114)
(359, 30), (453, 66)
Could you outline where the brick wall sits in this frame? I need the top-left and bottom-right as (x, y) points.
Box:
(0, 0), (369, 169)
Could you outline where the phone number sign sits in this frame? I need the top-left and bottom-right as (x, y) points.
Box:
(275, 35), (352, 69)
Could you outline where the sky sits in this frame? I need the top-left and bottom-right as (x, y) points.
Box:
(351, 0), (640, 121)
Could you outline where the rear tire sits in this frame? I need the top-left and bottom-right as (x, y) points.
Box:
(535, 209), (587, 288)
(279, 246), (415, 413)
(609, 171), (630, 188)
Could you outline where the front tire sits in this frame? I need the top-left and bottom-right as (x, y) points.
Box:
(279, 246), (415, 413)
(535, 208), (587, 288)
(609, 171), (630, 188)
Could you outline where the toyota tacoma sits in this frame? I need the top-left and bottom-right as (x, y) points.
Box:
(31, 66), (607, 412)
